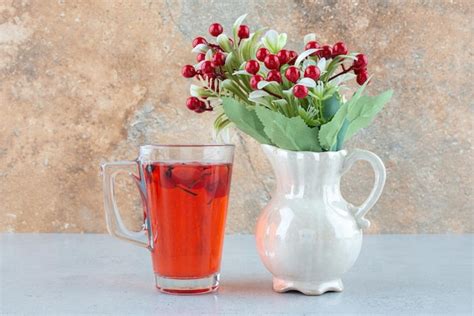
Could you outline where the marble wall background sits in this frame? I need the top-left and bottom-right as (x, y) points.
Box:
(0, 0), (472, 234)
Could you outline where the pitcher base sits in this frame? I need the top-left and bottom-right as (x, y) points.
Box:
(273, 277), (343, 295)
(155, 273), (219, 295)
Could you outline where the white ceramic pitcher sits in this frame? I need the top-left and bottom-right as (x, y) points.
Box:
(255, 144), (386, 295)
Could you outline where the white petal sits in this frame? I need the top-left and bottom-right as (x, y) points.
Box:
(298, 77), (316, 88)
(303, 59), (317, 69)
(249, 90), (270, 99)
(233, 14), (248, 30)
(191, 43), (209, 53)
(303, 33), (317, 45)
(265, 30), (278, 44)
(193, 60), (204, 69)
(205, 49), (213, 60)
(233, 70), (251, 75)
(317, 58), (327, 72)
(295, 49), (319, 67)
(257, 80), (280, 90)
(190, 85), (203, 97)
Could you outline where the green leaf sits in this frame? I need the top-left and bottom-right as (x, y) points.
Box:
(261, 30), (278, 53)
(272, 99), (288, 114)
(261, 30), (286, 54)
(345, 89), (393, 140)
(217, 34), (233, 53)
(298, 105), (319, 127)
(222, 79), (247, 101)
(277, 33), (287, 50)
(213, 112), (231, 135)
(240, 27), (266, 61)
(255, 106), (321, 152)
(322, 58), (343, 81)
(232, 14), (248, 44)
(319, 89), (393, 151)
(224, 52), (240, 72)
(319, 102), (348, 150)
(248, 90), (272, 106)
(322, 92), (341, 121)
(319, 82), (369, 149)
(334, 119), (349, 151)
(222, 97), (271, 144)
(346, 80), (369, 112)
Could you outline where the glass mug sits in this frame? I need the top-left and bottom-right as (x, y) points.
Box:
(101, 144), (234, 294)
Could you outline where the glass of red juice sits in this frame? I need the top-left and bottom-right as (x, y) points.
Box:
(101, 144), (234, 294)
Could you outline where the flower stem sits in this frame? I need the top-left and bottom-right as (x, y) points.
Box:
(328, 66), (353, 81)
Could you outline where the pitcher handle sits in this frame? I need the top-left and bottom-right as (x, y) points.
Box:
(341, 149), (386, 229)
(101, 160), (152, 249)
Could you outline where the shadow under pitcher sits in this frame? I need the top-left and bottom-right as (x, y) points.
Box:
(101, 144), (235, 294)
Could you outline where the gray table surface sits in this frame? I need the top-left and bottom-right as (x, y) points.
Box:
(0, 234), (472, 315)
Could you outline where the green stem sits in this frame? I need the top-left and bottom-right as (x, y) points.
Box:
(328, 66), (353, 81)
(317, 98), (324, 121)
(263, 88), (283, 99)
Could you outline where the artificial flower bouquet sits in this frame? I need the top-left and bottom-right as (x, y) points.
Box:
(181, 15), (392, 152)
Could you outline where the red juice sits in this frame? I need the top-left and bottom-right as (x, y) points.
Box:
(143, 162), (232, 279)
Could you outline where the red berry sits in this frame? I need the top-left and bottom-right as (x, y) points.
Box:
(288, 50), (298, 65)
(199, 100), (208, 112)
(208, 23), (223, 37)
(237, 25), (250, 39)
(192, 36), (207, 48)
(353, 66), (367, 75)
(212, 52), (226, 66)
(304, 65), (321, 80)
(245, 60), (260, 74)
(285, 66), (300, 83)
(201, 61), (214, 74)
(353, 54), (368, 70)
(181, 65), (196, 78)
(332, 42), (348, 56)
(194, 100), (208, 113)
(196, 53), (206, 62)
(186, 97), (200, 110)
(250, 74), (264, 90)
(276, 49), (290, 65)
(318, 45), (332, 59)
(267, 70), (282, 83)
(356, 71), (369, 85)
(305, 41), (320, 56)
(264, 54), (280, 70)
(293, 85), (308, 98)
(256, 47), (269, 62)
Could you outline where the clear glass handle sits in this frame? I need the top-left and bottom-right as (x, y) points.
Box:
(341, 149), (386, 230)
(101, 161), (152, 249)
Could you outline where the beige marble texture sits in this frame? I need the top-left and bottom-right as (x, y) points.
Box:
(0, 0), (472, 234)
